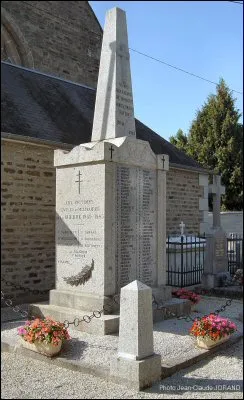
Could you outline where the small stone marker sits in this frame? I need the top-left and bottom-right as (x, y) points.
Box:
(110, 280), (161, 389)
(118, 280), (154, 360)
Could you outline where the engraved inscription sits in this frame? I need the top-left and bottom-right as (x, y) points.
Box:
(56, 165), (104, 290)
(116, 82), (135, 136)
(116, 165), (156, 288)
(215, 238), (225, 257)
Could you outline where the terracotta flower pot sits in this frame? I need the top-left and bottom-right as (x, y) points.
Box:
(196, 335), (230, 349)
(21, 339), (62, 357)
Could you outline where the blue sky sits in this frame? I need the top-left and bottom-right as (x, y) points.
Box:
(89, 1), (243, 141)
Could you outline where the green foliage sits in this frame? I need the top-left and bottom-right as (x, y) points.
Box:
(170, 79), (243, 210)
(169, 129), (188, 152)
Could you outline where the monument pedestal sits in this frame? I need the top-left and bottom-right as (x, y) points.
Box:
(201, 272), (227, 289)
(201, 227), (228, 289)
(29, 302), (120, 335)
(53, 137), (169, 294)
(49, 289), (119, 313)
(202, 175), (228, 289)
(152, 285), (172, 303)
(30, 137), (174, 334)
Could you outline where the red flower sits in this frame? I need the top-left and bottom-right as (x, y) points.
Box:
(17, 318), (71, 345)
(190, 314), (237, 341)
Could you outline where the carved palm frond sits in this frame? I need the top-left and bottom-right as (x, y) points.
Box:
(63, 259), (94, 287)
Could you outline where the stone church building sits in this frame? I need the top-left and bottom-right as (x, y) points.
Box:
(1, 1), (210, 302)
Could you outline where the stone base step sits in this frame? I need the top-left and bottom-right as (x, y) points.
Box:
(29, 303), (120, 335)
(153, 298), (191, 322)
(49, 289), (119, 314)
(49, 287), (173, 313)
(152, 285), (173, 303)
(193, 285), (243, 299)
(29, 298), (191, 336)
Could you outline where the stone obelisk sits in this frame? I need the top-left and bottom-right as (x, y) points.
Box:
(92, 8), (136, 141)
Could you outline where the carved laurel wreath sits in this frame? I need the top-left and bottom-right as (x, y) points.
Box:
(63, 259), (94, 287)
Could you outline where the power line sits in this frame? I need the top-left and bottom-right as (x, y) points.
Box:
(228, 1), (243, 4)
(129, 48), (243, 95)
(19, 0), (243, 95)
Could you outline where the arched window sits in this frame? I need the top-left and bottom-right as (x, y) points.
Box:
(1, 24), (22, 64)
(1, 8), (34, 68)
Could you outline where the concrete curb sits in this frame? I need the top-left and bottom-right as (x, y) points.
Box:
(161, 332), (243, 379)
(194, 286), (243, 300)
(1, 332), (243, 384)
(1, 340), (110, 380)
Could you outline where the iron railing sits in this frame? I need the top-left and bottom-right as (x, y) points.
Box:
(166, 234), (206, 287)
(227, 233), (243, 276)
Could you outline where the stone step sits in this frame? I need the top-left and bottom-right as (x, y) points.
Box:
(29, 303), (120, 335)
(49, 289), (119, 314)
(29, 298), (190, 335)
(153, 298), (191, 322)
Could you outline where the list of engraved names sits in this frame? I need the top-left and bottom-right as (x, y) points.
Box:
(116, 81), (135, 136)
(116, 165), (157, 288)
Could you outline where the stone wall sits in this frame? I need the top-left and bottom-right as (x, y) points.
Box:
(1, 1), (102, 88)
(1, 139), (57, 303)
(166, 168), (204, 235)
(207, 212), (243, 236)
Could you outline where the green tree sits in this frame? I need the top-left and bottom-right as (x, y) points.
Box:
(170, 79), (243, 210)
(169, 129), (188, 152)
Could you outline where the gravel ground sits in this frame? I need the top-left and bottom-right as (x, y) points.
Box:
(2, 297), (243, 369)
(1, 339), (243, 399)
(1, 296), (243, 399)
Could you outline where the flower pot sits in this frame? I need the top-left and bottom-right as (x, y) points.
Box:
(196, 335), (230, 349)
(21, 339), (62, 357)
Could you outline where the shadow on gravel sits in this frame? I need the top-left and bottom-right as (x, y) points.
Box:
(153, 320), (191, 335)
(61, 338), (88, 361)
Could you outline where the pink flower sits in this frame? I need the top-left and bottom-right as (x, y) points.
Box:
(17, 327), (27, 335)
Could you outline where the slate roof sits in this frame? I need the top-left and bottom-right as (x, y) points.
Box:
(1, 62), (207, 171)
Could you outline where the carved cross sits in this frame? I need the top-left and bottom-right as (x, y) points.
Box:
(179, 221), (185, 236)
(209, 175), (225, 228)
(117, 43), (129, 85)
(109, 145), (114, 160)
(162, 156), (165, 169)
(75, 171), (83, 194)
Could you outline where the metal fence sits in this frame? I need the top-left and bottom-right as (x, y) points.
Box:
(166, 234), (206, 287)
(227, 233), (243, 276)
